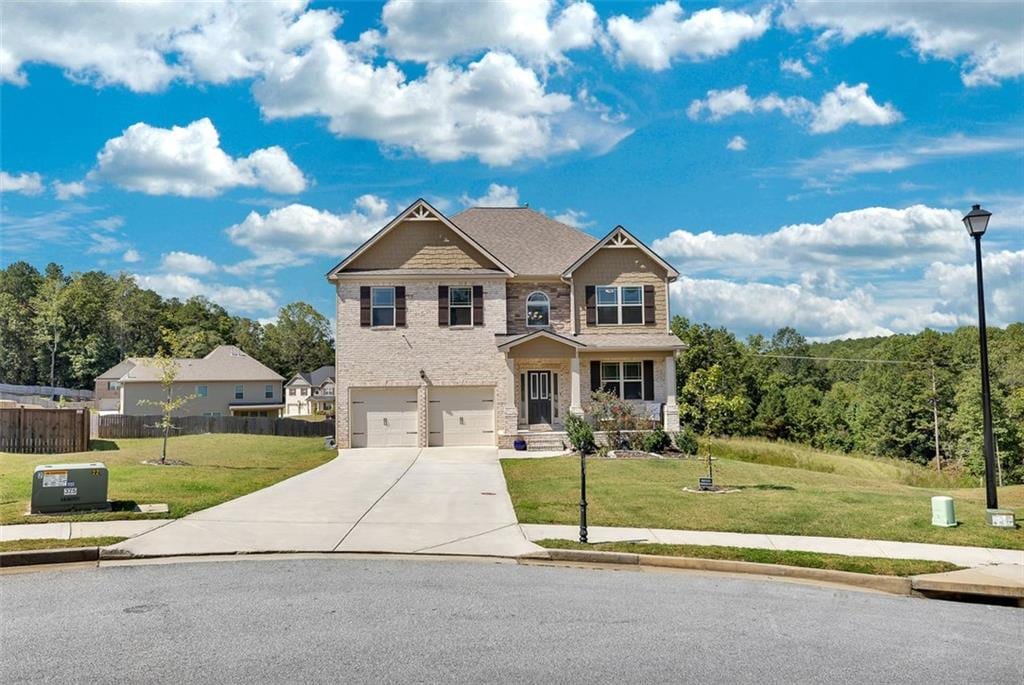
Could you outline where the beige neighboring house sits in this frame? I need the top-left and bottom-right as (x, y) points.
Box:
(284, 365), (336, 416)
(327, 199), (683, 449)
(94, 345), (285, 417)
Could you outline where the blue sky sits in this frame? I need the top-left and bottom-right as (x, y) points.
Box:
(1, 0), (1021, 340)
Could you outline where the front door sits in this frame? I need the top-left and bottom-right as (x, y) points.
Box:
(527, 371), (552, 425)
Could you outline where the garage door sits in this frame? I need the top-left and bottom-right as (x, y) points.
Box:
(351, 388), (418, 448)
(428, 386), (495, 446)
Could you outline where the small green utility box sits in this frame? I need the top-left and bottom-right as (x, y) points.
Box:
(31, 463), (110, 514)
(931, 495), (957, 527)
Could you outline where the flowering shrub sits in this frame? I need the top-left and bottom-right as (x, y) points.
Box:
(587, 390), (643, 450)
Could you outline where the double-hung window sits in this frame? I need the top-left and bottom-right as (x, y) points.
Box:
(234, 384), (244, 400)
(265, 384), (274, 399)
(600, 362), (644, 400)
(371, 287), (396, 327)
(448, 286), (472, 326)
(596, 285), (643, 325)
(196, 385), (208, 398)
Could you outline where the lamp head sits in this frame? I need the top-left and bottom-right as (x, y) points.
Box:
(963, 204), (991, 238)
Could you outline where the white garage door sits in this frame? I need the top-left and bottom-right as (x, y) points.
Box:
(351, 387), (418, 448)
(428, 386), (495, 446)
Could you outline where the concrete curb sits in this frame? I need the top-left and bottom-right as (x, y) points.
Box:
(1, 546), (100, 568)
(528, 548), (913, 596)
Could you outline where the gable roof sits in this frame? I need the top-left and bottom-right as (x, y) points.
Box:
(288, 365), (335, 387)
(452, 207), (598, 276)
(112, 345), (284, 383)
(496, 329), (586, 351)
(561, 225), (679, 279)
(326, 199), (514, 279)
(96, 358), (138, 381)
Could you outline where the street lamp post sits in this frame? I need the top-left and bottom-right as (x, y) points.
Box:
(962, 205), (1000, 515)
(579, 450), (588, 543)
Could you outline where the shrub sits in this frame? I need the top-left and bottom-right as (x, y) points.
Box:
(587, 390), (642, 451)
(628, 430), (650, 451)
(565, 413), (596, 455)
(641, 426), (671, 454)
(674, 428), (699, 456)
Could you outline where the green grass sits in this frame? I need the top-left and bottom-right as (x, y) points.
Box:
(0, 434), (335, 525)
(535, 539), (960, 577)
(502, 437), (1024, 550)
(0, 536), (126, 552)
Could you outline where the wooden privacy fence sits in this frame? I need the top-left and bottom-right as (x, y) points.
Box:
(0, 407), (91, 454)
(98, 414), (335, 439)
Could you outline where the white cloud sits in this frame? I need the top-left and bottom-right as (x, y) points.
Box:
(653, 204), (967, 277)
(86, 232), (129, 255)
(160, 251), (219, 275)
(122, 249), (142, 263)
(781, 0), (1024, 87)
(726, 135), (747, 151)
(53, 180), (88, 200)
(671, 277), (892, 341)
(133, 273), (277, 314)
(224, 196), (390, 272)
(552, 208), (592, 228)
(0, 171), (44, 195)
(780, 58), (811, 78)
(608, 2), (769, 71)
(89, 118), (307, 197)
(460, 184), (520, 207)
(687, 82), (902, 133)
(0, 1), (340, 92)
(255, 46), (617, 166)
(374, 0), (599, 64)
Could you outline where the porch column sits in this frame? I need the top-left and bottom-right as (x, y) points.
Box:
(570, 354), (583, 415)
(664, 353), (680, 432)
(504, 356), (519, 438)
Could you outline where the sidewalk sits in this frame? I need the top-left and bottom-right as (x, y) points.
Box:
(519, 523), (1024, 568)
(1, 520), (173, 542)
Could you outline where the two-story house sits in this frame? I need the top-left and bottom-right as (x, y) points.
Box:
(327, 199), (682, 449)
(284, 365), (336, 416)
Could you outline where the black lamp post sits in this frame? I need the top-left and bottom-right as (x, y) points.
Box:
(579, 449), (588, 543)
(962, 204), (998, 511)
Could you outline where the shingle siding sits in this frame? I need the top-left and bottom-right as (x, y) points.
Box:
(572, 248), (668, 334)
(346, 220), (498, 271)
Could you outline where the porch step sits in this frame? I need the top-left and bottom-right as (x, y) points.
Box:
(525, 434), (567, 451)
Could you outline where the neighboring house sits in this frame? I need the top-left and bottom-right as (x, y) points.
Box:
(94, 345), (285, 417)
(327, 199), (682, 449)
(284, 365), (336, 416)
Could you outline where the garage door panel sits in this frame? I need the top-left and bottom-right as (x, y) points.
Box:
(351, 388), (418, 448)
(428, 386), (495, 447)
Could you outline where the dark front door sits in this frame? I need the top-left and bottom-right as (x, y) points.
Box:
(527, 370), (552, 425)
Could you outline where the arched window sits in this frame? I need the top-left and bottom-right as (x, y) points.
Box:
(526, 292), (550, 327)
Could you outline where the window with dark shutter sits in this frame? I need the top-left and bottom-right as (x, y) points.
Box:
(472, 285), (484, 326)
(395, 286), (406, 327)
(643, 360), (654, 400)
(359, 286), (371, 327)
(585, 286), (596, 325)
(590, 360), (600, 392)
(643, 285), (656, 326)
(438, 285), (449, 327)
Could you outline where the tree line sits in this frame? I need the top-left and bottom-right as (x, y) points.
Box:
(0, 262), (335, 390)
(672, 317), (1024, 485)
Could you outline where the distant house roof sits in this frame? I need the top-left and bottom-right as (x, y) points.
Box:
(98, 345), (284, 383)
(288, 365), (335, 387)
(452, 207), (598, 276)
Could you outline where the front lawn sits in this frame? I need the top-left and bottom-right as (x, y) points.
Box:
(0, 536), (127, 552)
(502, 446), (1024, 550)
(535, 539), (960, 577)
(0, 434), (335, 525)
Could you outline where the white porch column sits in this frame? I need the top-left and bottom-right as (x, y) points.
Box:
(664, 353), (680, 431)
(569, 354), (583, 415)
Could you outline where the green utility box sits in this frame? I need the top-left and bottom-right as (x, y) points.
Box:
(931, 496), (957, 527)
(31, 463), (110, 514)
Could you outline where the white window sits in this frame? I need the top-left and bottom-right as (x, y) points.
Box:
(234, 384), (244, 400)
(301, 388), (308, 396)
(265, 384), (274, 399)
(449, 286), (472, 326)
(371, 287), (395, 327)
(196, 385), (208, 398)
(526, 292), (550, 327)
(289, 388), (296, 396)
(600, 361), (644, 400)
(596, 285), (644, 325)
(108, 381), (121, 391)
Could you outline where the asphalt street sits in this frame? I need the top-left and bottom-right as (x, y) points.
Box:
(2, 557), (1022, 684)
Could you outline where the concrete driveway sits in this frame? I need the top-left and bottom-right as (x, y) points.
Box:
(108, 447), (540, 558)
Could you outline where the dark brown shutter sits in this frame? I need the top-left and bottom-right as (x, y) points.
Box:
(472, 285), (484, 326)
(643, 360), (654, 401)
(438, 285), (449, 327)
(359, 286), (371, 327)
(643, 285), (656, 326)
(585, 286), (596, 325)
(590, 361), (601, 392)
(395, 286), (406, 327)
